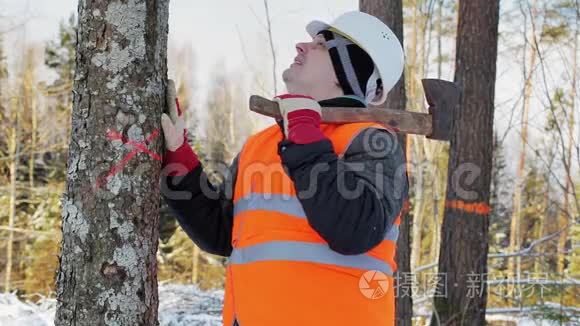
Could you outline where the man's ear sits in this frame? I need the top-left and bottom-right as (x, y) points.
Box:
(370, 79), (384, 103)
(371, 89), (383, 103)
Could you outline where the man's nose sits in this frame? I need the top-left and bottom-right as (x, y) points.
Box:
(296, 42), (308, 54)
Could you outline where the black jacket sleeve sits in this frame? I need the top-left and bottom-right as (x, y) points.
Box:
(160, 154), (239, 257)
(279, 127), (408, 255)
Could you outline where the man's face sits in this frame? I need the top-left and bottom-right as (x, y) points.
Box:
(282, 34), (340, 94)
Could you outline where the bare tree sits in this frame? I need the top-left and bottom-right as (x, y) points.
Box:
(263, 0), (277, 95)
(559, 0), (579, 273)
(205, 69), (237, 182)
(55, 1), (169, 324)
(508, 0), (538, 277)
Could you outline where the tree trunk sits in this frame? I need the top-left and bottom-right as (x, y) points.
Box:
(359, 0), (410, 324)
(30, 86), (37, 188)
(534, 176), (550, 274)
(431, 0), (499, 325)
(410, 138), (425, 271)
(5, 95), (20, 293)
(192, 245), (199, 284)
(427, 143), (444, 267)
(436, 0), (443, 79)
(409, 0), (428, 272)
(22, 48), (37, 189)
(55, 1), (169, 325)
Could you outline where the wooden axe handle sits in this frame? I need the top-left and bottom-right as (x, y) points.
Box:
(249, 95), (433, 136)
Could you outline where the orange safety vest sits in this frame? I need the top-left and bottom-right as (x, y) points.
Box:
(222, 122), (402, 326)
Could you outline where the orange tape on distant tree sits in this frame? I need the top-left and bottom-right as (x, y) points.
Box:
(445, 199), (490, 215)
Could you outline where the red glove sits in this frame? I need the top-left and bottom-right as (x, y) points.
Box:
(274, 94), (326, 144)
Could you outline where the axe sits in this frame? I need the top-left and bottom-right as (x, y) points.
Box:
(249, 79), (459, 141)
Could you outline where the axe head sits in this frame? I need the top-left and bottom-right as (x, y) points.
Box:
(421, 79), (460, 141)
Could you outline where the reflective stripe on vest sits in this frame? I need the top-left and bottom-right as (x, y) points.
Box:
(229, 240), (393, 276)
(234, 192), (400, 241)
(234, 193), (306, 218)
(385, 224), (399, 241)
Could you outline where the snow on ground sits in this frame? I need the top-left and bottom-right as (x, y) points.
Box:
(486, 314), (574, 326)
(416, 303), (579, 326)
(0, 284), (577, 325)
(158, 284), (223, 326)
(0, 284), (224, 326)
(0, 292), (55, 326)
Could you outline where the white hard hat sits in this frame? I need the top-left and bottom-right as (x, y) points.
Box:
(306, 11), (405, 106)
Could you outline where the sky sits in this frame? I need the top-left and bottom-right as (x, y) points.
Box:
(1, 0), (361, 91)
(1, 0), (365, 131)
(1, 0), (577, 179)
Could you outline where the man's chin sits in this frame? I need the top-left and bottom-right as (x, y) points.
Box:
(282, 68), (293, 82)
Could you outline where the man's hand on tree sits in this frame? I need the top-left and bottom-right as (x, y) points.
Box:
(161, 79), (199, 176)
(161, 79), (187, 151)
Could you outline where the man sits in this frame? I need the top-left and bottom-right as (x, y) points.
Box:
(161, 11), (408, 326)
